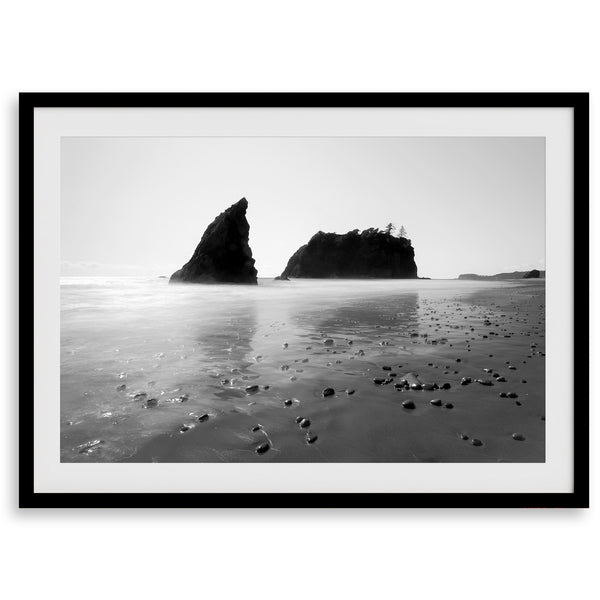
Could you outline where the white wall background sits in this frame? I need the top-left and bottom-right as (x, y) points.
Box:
(1, 2), (596, 599)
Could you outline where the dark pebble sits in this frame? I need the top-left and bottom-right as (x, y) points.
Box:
(508, 366), (517, 370)
(256, 442), (270, 454)
(346, 389), (355, 395)
(460, 377), (472, 386)
(401, 400), (416, 409)
(198, 413), (209, 423)
(306, 433), (318, 444)
(410, 383), (422, 391)
(496, 376), (506, 382)
(499, 392), (507, 398)
(322, 387), (335, 397)
(443, 402), (454, 409)
(471, 438), (483, 447)
(507, 392), (518, 399)
(430, 398), (442, 406)
(515, 401), (522, 406)
(459, 433), (469, 440)
(295, 416), (304, 423)
(373, 378), (386, 385)
(284, 399), (293, 406)
(521, 380), (527, 384)
(456, 358), (461, 362)
(299, 418), (311, 428)
(116, 384), (126, 392)
(476, 379), (493, 386)
(512, 433), (526, 441)
(245, 385), (259, 394)
(382, 366), (392, 371)
(422, 383), (435, 391)
(145, 398), (158, 408)
(179, 425), (190, 433)
(440, 383), (451, 390)
(250, 424), (261, 431)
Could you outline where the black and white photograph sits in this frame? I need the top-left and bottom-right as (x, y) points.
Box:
(60, 134), (547, 464)
(21, 93), (587, 507)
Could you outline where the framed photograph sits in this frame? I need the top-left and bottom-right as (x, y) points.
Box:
(20, 93), (588, 508)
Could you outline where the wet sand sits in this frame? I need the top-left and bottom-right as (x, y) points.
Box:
(113, 280), (545, 463)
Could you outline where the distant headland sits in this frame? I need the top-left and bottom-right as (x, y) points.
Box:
(458, 269), (545, 281)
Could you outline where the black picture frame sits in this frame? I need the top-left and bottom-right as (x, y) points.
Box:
(19, 92), (589, 509)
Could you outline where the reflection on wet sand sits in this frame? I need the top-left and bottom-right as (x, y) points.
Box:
(61, 278), (545, 463)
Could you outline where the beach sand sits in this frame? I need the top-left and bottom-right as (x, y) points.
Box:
(81, 279), (545, 463)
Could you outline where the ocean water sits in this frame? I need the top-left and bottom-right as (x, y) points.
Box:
(60, 277), (542, 462)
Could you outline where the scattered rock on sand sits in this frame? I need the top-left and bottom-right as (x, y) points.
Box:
(476, 379), (493, 386)
(116, 384), (126, 392)
(256, 442), (270, 454)
(245, 385), (259, 394)
(402, 400), (416, 409)
(322, 387), (335, 397)
(299, 418), (311, 428)
(306, 433), (318, 444)
(198, 414), (209, 423)
(346, 389), (355, 395)
(507, 392), (518, 398)
(430, 398), (442, 406)
(471, 438), (483, 447)
(460, 377), (472, 386)
(512, 433), (526, 441)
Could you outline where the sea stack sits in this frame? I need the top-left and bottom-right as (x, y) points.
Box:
(279, 229), (418, 279)
(170, 198), (258, 284)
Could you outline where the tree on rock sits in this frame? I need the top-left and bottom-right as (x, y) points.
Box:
(384, 222), (396, 236)
(398, 225), (407, 239)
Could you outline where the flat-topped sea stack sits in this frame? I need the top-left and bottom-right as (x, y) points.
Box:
(279, 229), (418, 279)
(170, 198), (258, 284)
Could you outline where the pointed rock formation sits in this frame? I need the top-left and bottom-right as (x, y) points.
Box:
(170, 198), (258, 284)
(279, 228), (418, 279)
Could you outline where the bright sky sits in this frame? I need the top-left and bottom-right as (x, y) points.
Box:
(61, 136), (545, 279)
